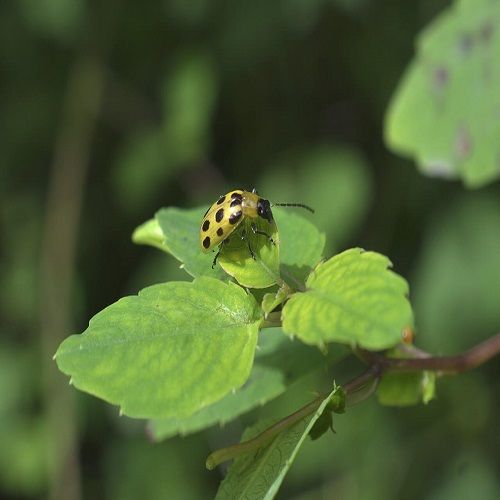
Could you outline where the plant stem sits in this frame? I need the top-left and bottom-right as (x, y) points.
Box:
(359, 333), (500, 374)
(205, 366), (378, 470)
(206, 333), (500, 470)
(206, 394), (325, 470)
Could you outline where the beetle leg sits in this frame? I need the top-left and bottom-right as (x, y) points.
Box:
(212, 238), (230, 268)
(250, 223), (274, 244)
(212, 247), (221, 268)
(241, 229), (256, 260)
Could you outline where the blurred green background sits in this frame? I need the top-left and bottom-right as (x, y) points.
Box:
(1, 0), (499, 499)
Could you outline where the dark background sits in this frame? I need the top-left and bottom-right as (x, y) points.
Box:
(1, 0), (499, 499)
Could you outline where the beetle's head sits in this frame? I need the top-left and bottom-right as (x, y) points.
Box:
(257, 198), (273, 223)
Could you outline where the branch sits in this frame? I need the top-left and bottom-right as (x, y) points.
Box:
(206, 333), (500, 470)
(205, 393), (325, 470)
(205, 366), (378, 470)
(360, 333), (500, 375)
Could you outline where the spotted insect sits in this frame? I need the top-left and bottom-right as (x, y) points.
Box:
(200, 189), (314, 268)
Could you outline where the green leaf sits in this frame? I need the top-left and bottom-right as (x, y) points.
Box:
(218, 207), (325, 289)
(155, 207), (227, 280)
(219, 217), (280, 289)
(385, 0), (500, 187)
(55, 277), (262, 419)
(149, 328), (348, 440)
(214, 386), (342, 500)
(378, 371), (436, 407)
(309, 387), (345, 440)
(274, 208), (325, 285)
(153, 205), (324, 288)
(282, 248), (414, 350)
(421, 371), (436, 404)
(261, 284), (291, 316)
(377, 343), (436, 406)
(132, 218), (168, 252)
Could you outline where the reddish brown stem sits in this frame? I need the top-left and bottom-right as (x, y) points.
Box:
(360, 333), (500, 375)
(206, 333), (500, 470)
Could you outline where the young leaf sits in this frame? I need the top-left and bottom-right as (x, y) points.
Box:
(214, 386), (342, 500)
(155, 207), (227, 280)
(219, 217), (280, 289)
(282, 248), (414, 350)
(55, 277), (262, 419)
(377, 371), (436, 406)
(152, 205), (324, 289)
(219, 207), (325, 289)
(132, 218), (168, 252)
(261, 284), (291, 316)
(385, 0), (500, 187)
(149, 328), (348, 440)
(309, 387), (345, 440)
(273, 208), (325, 285)
(377, 345), (436, 406)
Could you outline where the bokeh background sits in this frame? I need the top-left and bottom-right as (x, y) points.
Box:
(1, 0), (499, 499)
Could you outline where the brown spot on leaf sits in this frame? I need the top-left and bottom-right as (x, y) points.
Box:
(455, 125), (472, 160)
(479, 22), (494, 44)
(458, 33), (474, 55)
(433, 66), (449, 90)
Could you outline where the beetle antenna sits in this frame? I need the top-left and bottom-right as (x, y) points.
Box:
(272, 202), (315, 214)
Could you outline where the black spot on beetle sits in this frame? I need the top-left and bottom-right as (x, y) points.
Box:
(202, 220), (210, 231)
(203, 236), (211, 249)
(217, 227), (224, 236)
(229, 211), (242, 224)
(230, 198), (241, 208)
(216, 195), (226, 205)
(231, 192), (243, 200)
(216, 208), (224, 222)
